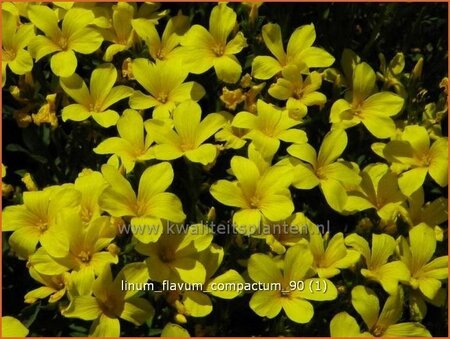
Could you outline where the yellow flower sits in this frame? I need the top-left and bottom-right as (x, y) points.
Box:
(252, 23), (334, 80)
(186, 244), (245, 316)
(101, 3), (136, 62)
(287, 129), (361, 211)
(330, 62), (404, 138)
(60, 63), (133, 127)
(220, 87), (246, 111)
(214, 111), (247, 150)
(2, 164), (14, 197)
(94, 109), (154, 173)
(210, 155), (293, 235)
(344, 163), (406, 222)
(330, 286), (431, 337)
(180, 3), (247, 83)
(232, 99), (307, 158)
(345, 232), (410, 294)
(399, 188), (447, 241)
(268, 66), (326, 120)
(62, 263), (154, 337)
(145, 101), (225, 165)
(2, 185), (81, 259)
(164, 243), (245, 319)
(248, 244), (337, 323)
(398, 223), (448, 309)
(133, 11), (190, 61)
(28, 213), (118, 281)
(129, 58), (205, 120)
(2, 10), (34, 87)
(24, 268), (70, 304)
(161, 323), (190, 337)
(99, 162), (186, 243)
(136, 224), (213, 284)
(27, 6), (103, 77)
(32, 93), (58, 128)
(382, 125), (448, 196)
(73, 169), (108, 223)
(255, 212), (311, 255)
(2, 316), (29, 337)
(306, 222), (360, 278)
(21, 172), (38, 191)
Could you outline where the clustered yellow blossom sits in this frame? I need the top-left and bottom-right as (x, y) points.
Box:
(1, 2), (447, 338)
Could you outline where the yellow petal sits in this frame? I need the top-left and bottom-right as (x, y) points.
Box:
(8, 49), (33, 75)
(261, 23), (285, 62)
(298, 47), (334, 68)
(61, 104), (91, 122)
(225, 31), (247, 55)
(2, 317), (29, 337)
(259, 193), (294, 221)
(90, 63), (117, 106)
(68, 28), (103, 54)
(120, 298), (154, 325)
(161, 323), (190, 337)
(196, 112), (226, 145)
(286, 24), (315, 57)
(329, 312), (363, 337)
(353, 62), (376, 101)
(320, 179), (348, 212)
(185, 144), (218, 165)
(62, 295), (102, 320)
(383, 323), (431, 337)
(398, 167), (428, 197)
(50, 50), (77, 77)
(248, 253), (282, 283)
(100, 164), (137, 216)
(317, 129), (347, 166)
(249, 290), (283, 318)
(282, 297), (314, 323)
(209, 3), (236, 43)
(210, 180), (248, 208)
(182, 291), (213, 317)
(429, 138), (448, 187)
(91, 110), (120, 128)
(361, 112), (396, 139)
(146, 192), (185, 222)
(363, 92), (404, 117)
(351, 285), (380, 329)
(214, 55), (242, 84)
(138, 162), (173, 200)
(206, 269), (245, 299)
(251, 55), (282, 80)
(28, 5), (60, 39)
(233, 209), (261, 235)
(60, 73), (91, 106)
(90, 314), (120, 337)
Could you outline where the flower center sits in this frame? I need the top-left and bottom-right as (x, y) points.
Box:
(180, 141), (194, 152)
(159, 247), (176, 263)
(212, 43), (226, 57)
(157, 92), (168, 104)
(371, 326), (385, 337)
(78, 250), (91, 263)
(37, 219), (49, 232)
(249, 195), (260, 208)
(156, 48), (166, 60)
(58, 36), (69, 50)
(88, 103), (103, 112)
(293, 87), (304, 100)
